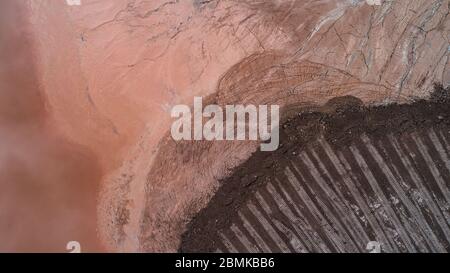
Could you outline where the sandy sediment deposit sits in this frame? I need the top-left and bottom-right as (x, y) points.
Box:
(1, 0), (448, 252)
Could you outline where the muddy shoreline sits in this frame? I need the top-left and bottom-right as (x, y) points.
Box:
(180, 85), (450, 252)
(0, 1), (104, 252)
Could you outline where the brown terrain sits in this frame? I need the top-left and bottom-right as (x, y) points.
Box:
(0, 0), (449, 252)
(0, 1), (102, 252)
(181, 86), (450, 253)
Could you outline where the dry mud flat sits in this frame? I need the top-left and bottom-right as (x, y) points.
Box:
(4, 0), (449, 252)
(181, 85), (450, 253)
(87, 0), (450, 252)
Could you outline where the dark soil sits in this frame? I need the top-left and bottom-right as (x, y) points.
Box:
(179, 84), (450, 253)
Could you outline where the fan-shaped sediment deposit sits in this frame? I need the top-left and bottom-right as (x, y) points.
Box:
(2, 0), (448, 252)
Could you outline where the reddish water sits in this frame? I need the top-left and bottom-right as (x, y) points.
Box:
(0, 1), (104, 252)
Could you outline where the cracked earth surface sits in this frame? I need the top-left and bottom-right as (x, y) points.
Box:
(4, 0), (449, 252)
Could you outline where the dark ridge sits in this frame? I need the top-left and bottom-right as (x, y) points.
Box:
(179, 84), (450, 252)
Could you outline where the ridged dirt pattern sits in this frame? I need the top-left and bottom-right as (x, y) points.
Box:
(26, 0), (450, 251)
(200, 130), (450, 253)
